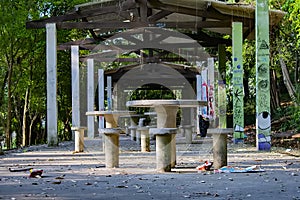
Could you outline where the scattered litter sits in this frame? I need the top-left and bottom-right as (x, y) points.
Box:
(55, 175), (65, 180)
(9, 167), (33, 172)
(115, 185), (128, 188)
(214, 165), (265, 173)
(51, 180), (61, 184)
(196, 161), (213, 171)
(29, 169), (43, 178)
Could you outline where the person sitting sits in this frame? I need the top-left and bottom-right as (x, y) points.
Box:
(199, 114), (210, 137)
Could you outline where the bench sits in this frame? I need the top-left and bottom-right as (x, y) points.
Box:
(149, 128), (177, 172)
(99, 128), (122, 168)
(207, 128), (233, 169)
(71, 126), (87, 152)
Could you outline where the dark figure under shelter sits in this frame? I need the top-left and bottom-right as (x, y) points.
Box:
(199, 115), (210, 137)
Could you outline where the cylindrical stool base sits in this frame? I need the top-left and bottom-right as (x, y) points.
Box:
(156, 134), (172, 172)
(140, 129), (150, 152)
(213, 134), (227, 169)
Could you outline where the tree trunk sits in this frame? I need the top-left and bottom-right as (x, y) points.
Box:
(5, 63), (13, 149)
(270, 69), (280, 110)
(279, 57), (298, 105)
(22, 88), (29, 147)
(29, 114), (37, 146)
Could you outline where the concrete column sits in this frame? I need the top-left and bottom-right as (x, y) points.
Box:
(207, 57), (216, 127)
(98, 69), (105, 151)
(98, 69), (105, 130)
(107, 76), (112, 111)
(232, 22), (245, 143)
(255, 0), (271, 151)
(201, 67), (208, 116)
(46, 23), (58, 146)
(87, 59), (95, 138)
(71, 45), (80, 141)
(218, 44), (227, 128)
(196, 75), (202, 134)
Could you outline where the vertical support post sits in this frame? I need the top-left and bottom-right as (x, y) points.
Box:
(98, 69), (105, 130)
(256, 0), (271, 150)
(218, 44), (227, 128)
(232, 22), (244, 143)
(207, 58), (216, 127)
(71, 45), (80, 141)
(46, 23), (58, 146)
(196, 74), (202, 134)
(87, 59), (95, 138)
(201, 67), (208, 116)
(107, 76), (112, 111)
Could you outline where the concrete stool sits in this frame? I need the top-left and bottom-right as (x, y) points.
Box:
(183, 125), (194, 144)
(179, 125), (185, 137)
(150, 128), (177, 172)
(136, 128), (141, 145)
(125, 126), (130, 136)
(137, 126), (150, 152)
(207, 128), (233, 169)
(99, 128), (122, 168)
(71, 127), (87, 152)
(129, 126), (137, 141)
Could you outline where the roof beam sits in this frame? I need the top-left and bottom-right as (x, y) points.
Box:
(148, 10), (173, 22)
(147, 0), (231, 20)
(27, 21), (148, 29)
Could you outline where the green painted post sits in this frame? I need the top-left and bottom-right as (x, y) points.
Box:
(232, 22), (244, 143)
(218, 44), (227, 128)
(256, 0), (271, 151)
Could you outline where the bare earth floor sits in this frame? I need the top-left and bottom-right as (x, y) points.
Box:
(0, 134), (299, 200)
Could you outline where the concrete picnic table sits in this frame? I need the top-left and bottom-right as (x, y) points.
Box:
(126, 99), (207, 172)
(86, 110), (135, 168)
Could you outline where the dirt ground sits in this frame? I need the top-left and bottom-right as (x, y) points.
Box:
(0, 134), (299, 200)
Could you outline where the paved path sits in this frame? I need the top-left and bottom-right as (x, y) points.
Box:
(0, 134), (299, 200)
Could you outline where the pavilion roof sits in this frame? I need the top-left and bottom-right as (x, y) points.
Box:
(26, 0), (286, 48)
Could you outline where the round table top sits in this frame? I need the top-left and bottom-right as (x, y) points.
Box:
(86, 110), (135, 116)
(126, 99), (207, 108)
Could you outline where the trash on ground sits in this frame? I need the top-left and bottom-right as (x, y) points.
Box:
(214, 165), (265, 173)
(29, 169), (43, 178)
(9, 167), (33, 172)
(196, 161), (213, 171)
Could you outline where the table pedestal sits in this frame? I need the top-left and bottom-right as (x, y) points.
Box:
(183, 125), (194, 144)
(129, 126), (137, 141)
(154, 105), (178, 168)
